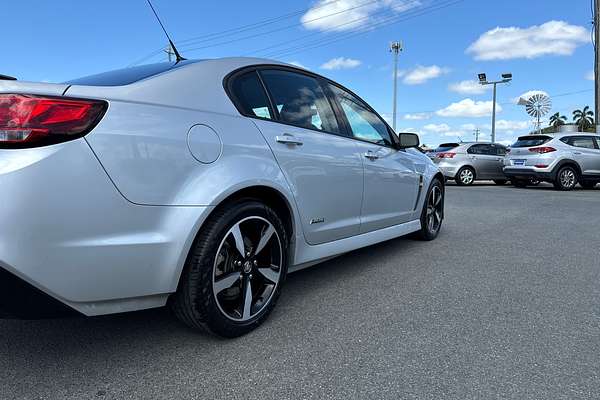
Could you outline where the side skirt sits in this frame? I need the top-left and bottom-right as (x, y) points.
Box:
(291, 219), (421, 269)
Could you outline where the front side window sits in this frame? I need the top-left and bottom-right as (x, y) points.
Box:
(229, 71), (273, 120)
(328, 84), (393, 146)
(260, 70), (339, 133)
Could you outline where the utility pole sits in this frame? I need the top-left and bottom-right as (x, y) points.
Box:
(595, 0), (599, 131)
(478, 72), (513, 143)
(164, 43), (175, 62)
(473, 128), (480, 142)
(390, 41), (403, 132)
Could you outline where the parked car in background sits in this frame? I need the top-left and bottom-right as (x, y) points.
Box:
(430, 142), (508, 185)
(504, 134), (600, 190)
(0, 58), (445, 337)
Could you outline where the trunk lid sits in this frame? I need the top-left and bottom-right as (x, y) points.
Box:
(0, 80), (70, 97)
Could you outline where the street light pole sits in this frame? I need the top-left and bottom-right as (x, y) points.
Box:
(390, 41), (403, 132)
(478, 73), (512, 143)
(595, 0), (600, 130)
(491, 83), (497, 143)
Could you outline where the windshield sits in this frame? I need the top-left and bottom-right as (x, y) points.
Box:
(435, 143), (460, 152)
(512, 135), (552, 148)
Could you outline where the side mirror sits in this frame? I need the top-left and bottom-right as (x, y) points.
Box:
(397, 132), (420, 149)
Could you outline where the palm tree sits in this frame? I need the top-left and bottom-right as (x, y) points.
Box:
(573, 106), (595, 131)
(549, 112), (567, 128)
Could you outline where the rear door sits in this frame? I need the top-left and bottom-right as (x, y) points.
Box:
(239, 68), (364, 245)
(467, 144), (498, 179)
(326, 83), (419, 233)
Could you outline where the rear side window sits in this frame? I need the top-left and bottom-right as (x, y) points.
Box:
(512, 135), (552, 148)
(560, 136), (598, 149)
(468, 144), (493, 155)
(229, 71), (273, 120)
(260, 69), (340, 134)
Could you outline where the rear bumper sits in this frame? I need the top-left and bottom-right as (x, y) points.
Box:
(0, 265), (80, 319)
(437, 165), (459, 178)
(0, 139), (211, 316)
(503, 167), (554, 180)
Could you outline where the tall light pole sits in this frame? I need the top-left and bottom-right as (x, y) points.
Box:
(594, 0), (599, 130)
(390, 41), (403, 132)
(478, 73), (512, 143)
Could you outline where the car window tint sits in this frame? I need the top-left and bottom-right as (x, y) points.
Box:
(566, 136), (597, 149)
(468, 144), (489, 155)
(230, 71), (273, 120)
(512, 136), (552, 148)
(495, 145), (507, 156)
(328, 84), (393, 146)
(260, 70), (339, 133)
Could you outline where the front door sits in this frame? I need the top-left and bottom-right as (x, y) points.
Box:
(327, 83), (420, 233)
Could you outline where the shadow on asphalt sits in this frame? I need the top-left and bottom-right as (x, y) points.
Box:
(1, 233), (422, 348)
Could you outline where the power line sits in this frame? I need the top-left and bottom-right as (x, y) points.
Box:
(265, 0), (463, 59)
(244, 0), (423, 58)
(131, 0), (383, 65)
(180, 0), (386, 54)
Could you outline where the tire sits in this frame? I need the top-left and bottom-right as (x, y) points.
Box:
(455, 167), (475, 186)
(493, 179), (507, 185)
(170, 199), (289, 338)
(511, 179), (528, 188)
(553, 166), (578, 191)
(415, 179), (444, 241)
(580, 181), (597, 189)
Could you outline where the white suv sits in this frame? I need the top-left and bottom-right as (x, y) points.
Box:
(504, 134), (600, 190)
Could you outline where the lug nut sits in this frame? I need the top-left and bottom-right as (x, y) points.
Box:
(253, 260), (258, 266)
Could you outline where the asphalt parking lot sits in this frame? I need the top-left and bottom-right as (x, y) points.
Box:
(2, 183), (599, 400)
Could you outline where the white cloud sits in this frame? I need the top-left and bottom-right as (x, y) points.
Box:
(423, 123), (451, 133)
(467, 20), (589, 61)
(288, 61), (308, 69)
(321, 57), (362, 70)
(448, 80), (491, 95)
(436, 98), (501, 118)
(404, 113), (431, 120)
(514, 90), (550, 104)
(403, 65), (449, 85)
(495, 120), (530, 134)
(586, 70), (595, 81)
(302, 0), (421, 32)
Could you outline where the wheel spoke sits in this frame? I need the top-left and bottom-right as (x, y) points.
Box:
(434, 210), (442, 224)
(230, 223), (246, 257)
(242, 277), (253, 319)
(214, 272), (241, 294)
(255, 224), (275, 255)
(257, 266), (279, 284)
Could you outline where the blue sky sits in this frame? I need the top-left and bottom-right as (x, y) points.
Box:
(3, 0), (594, 147)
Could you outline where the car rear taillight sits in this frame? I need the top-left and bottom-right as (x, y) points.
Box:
(528, 146), (556, 154)
(0, 94), (106, 149)
(437, 152), (456, 159)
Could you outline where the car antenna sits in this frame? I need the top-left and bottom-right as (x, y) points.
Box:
(146, 0), (186, 63)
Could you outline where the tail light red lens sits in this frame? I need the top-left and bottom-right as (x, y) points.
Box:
(528, 146), (556, 154)
(0, 94), (106, 149)
(437, 152), (456, 159)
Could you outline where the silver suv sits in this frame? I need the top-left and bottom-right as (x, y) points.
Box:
(430, 142), (508, 185)
(504, 134), (600, 190)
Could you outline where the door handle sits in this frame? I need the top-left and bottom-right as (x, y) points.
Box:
(275, 134), (303, 146)
(574, 152), (582, 155)
(364, 151), (379, 160)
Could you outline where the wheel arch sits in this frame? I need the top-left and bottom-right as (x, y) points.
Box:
(171, 184), (298, 294)
(552, 159), (582, 179)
